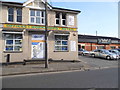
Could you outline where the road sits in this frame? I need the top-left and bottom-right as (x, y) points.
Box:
(2, 67), (118, 88)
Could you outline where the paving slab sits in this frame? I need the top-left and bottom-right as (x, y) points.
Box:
(1, 61), (92, 76)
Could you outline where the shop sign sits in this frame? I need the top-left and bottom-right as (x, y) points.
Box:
(3, 24), (77, 31)
(31, 34), (45, 59)
(98, 38), (111, 44)
(68, 15), (74, 26)
(70, 41), (76, 51)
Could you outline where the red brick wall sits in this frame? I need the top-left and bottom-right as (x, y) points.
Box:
(78, 43), (120, 51)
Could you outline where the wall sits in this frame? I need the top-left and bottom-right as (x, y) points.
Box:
(78, 43), (120, 51)
(0, 3), (79, 63)
(0, 28), (2, 63)
(48, 31), (78, 60)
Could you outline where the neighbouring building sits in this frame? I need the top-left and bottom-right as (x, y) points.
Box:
(0, 0), (80, 63)
(78, 34), (120, 51)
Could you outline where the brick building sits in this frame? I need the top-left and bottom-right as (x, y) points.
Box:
(78, 34), (120, 51)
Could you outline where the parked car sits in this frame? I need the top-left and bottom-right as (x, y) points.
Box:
(114, 49), (120, 52)
(109, 49), (120, 59)
(90, 49), (119, 60)
(78, 49), (89, 56)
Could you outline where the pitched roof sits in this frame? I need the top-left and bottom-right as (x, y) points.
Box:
(0, 0), (81, 13)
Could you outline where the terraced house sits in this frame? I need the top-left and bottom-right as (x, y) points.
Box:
(0, 0), (80, 63)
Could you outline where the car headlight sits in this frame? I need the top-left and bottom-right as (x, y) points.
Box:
(112, 54), (116, 58)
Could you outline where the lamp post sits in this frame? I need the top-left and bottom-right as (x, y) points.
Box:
(45, 0), (48, 68)
(96, 31), (97, 36)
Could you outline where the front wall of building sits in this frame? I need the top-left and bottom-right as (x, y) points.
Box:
(48, 31), (78, 60)
(0, 2), (79, 63)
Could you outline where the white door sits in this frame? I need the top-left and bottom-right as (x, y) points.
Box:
(31, 34), (45, 59)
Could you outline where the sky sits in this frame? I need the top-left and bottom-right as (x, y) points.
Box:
(1, 0), (119, 38)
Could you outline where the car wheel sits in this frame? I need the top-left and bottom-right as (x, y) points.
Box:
(82, 53), (85, 56)
(91, 54), (95, 58)
(106, 56), (111, 60)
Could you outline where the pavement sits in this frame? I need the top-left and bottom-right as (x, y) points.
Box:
(1, 60), (92, 76)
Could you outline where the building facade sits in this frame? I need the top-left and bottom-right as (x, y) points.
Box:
(0, 0), (80, 63)
(78, 34), (120, 51)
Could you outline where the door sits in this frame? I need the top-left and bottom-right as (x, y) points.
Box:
(31, 34), (45, 59)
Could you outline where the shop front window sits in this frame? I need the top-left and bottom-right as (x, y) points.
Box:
(55, 35), (68, 51)
(111, 46), (116, 49)
(5, 34), (22, 51)
(97, 46), (105, 49)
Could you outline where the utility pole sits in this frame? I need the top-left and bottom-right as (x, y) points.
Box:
(45, 0), (48, 68)
(96, 31), (97, 36)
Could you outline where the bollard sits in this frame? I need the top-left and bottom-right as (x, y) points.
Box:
(6, 54), (10, 65)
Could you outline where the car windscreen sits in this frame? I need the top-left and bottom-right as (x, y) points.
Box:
(104, 50), (110, 54)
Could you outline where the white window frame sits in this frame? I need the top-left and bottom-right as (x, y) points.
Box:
(55, 12), (60, 26)
(4, 33), (23, 52)
(55, 12), (66, 26)
(54, 34), (69, 51)
(7, 7), (22, 23)
(61, 13), (66, 26)
(8, 7), (14, 22)
(16, 8), (22, 23)
(30, 10), (45, 25)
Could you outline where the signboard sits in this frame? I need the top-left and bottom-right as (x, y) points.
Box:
(70, 41), (76, 51)
(68, 16), (74, 26)
(98, 38), (111, 44)
(31, 34), (45, 59)
(3, 24), (77, 31)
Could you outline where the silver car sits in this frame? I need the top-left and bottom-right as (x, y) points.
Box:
(78, 49), (89, 56)
(109, 49), (120, 59)
(90, 49), (119, 60)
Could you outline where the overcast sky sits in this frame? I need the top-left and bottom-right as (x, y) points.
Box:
(1, 0), (119, 38)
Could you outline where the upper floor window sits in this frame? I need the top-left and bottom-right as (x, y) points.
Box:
(62, 13), (66, 25)
(8, 7), (22, 23)
(8, 7), (14, 22)
(17, 8), (22, 22)
(30, 10), (45, 24)
(55, 12), (66, 26)
(56, 12), (60, 25)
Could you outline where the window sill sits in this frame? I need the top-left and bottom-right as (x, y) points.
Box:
(6, 22), (22, 24)
(54, 50), (69, 52)
(4, 51), (23, 53)
(28, 23), (45, 26)
(55, 25), (67, 27)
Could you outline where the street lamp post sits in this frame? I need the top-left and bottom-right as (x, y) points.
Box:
(45, 0), (48, 68)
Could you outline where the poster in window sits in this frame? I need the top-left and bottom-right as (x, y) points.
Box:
(31, 34), (45, 59)
(70, 41), (76, 51)
(68, 15), (74, 26)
